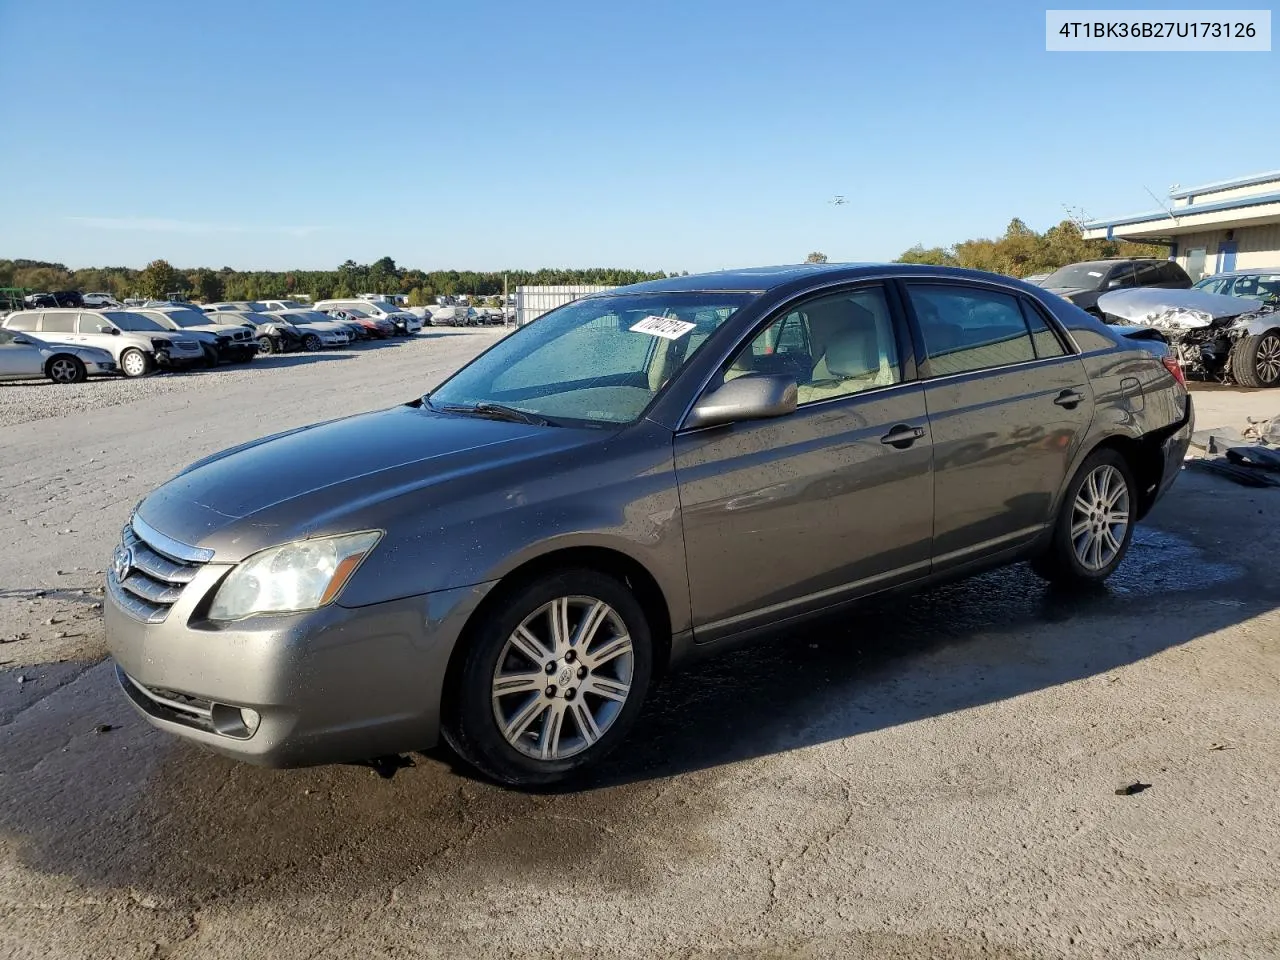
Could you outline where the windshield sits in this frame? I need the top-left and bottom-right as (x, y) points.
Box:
(429, 292), (753, 426)
(160, 309), (211, 328)
(343, 308), (371, 319)
(364, 300), (398, 315)
(1042, 263), (1109, 290)
(101, 310), (166, 332)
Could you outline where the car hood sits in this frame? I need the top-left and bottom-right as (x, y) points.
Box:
(136, 404), (603, 560)
(1097, 288), (1265, 330)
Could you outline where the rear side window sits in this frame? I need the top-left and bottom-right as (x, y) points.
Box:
(4, 313), (37, 331)
(41, 312), (76, 333)
(1134, 262), (1164, 285)
(907, 284), (1036, 376)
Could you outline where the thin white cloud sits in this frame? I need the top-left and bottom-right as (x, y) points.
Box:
(66, 216), (325, 238)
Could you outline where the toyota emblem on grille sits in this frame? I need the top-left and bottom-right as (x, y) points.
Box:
(112, 544), (134, 582)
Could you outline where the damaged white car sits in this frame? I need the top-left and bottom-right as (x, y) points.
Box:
(1097, 288), (1280, 388)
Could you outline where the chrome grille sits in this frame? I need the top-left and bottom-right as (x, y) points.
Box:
(108, 517), (210, 623)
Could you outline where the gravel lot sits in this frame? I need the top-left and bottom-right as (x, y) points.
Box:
(2, 336), (1279, 960)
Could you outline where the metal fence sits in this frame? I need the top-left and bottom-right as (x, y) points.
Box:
(515, 285), (614, 327)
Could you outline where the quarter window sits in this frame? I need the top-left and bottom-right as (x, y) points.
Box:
(726, 286), (902, 405)
(4, 313), (37, 331)
(907, 285), (1037, 376)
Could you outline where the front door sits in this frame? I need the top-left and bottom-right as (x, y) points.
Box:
(900, 281), (1094, 570)
(675, 283), (934, 642)
(0, 329), (42, 377)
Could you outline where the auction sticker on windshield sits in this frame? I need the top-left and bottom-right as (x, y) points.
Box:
(630, 315), (697, 340)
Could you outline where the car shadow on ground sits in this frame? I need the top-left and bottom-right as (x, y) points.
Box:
(0, 478), (1275, 905)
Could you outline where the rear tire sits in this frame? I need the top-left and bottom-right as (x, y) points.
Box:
(1031, 448), (1136, 586)
(443, 568), (654, 786)
(1230, 330), (1280, 388)
(119, 348), (149, 378)
(46, 355), (86, 384)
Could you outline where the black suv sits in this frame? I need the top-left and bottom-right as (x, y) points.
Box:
(24, 291), (85, 309)
(1040, 259), (1191, 315)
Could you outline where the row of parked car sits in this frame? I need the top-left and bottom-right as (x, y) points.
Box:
(0, 297), (429, 384)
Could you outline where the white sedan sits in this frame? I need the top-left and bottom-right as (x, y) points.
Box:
(0, 328), (119, 383)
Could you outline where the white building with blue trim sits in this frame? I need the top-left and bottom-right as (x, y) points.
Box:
(1081, 170), (1280, 282)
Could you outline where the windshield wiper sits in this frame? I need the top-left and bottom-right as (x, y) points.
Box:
(424, 397), (551, 427)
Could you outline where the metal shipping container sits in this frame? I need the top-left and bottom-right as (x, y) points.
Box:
(515, 285), (614, 327)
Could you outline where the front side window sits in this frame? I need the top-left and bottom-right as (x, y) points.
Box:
(99, 310), (166, 332)
(430, 292), (753, 426)
(1134, 262), (1164, 285)
(1106, 265), (1138, 289)
(724, 286), (901, 405)
(907, 284), (1037, 376)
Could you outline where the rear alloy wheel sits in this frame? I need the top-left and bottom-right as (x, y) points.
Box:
(119, 348), (149, 378)
(1031, 448), (1135, 585)
(444, 569), (653, 785)
(47, 355), (86, 384)
(302, 333), (322, 352)
(257, 336), (275, 356)
(1230, 330), (1280, 388)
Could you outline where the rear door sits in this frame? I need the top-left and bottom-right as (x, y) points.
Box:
(900, 281), (1093, 571)
(675, 283), (934, 641)
(38, 310), (78, 346)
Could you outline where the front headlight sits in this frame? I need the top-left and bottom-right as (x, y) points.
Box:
(208, 531), (382, 621)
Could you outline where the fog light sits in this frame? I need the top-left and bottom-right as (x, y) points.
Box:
(240, 707), (261, 734)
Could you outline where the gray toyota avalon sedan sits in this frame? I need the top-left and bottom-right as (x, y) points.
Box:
(105, 264), (1193, 785)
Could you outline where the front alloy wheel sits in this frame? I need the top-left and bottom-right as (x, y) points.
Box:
(491, 597), (634, 761)
(48, 356), (86, 383)
(444, 569), (653, 785)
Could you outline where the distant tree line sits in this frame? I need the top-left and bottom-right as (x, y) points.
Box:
(894, 220), (1167, 277)
(0, 256), (678, 303)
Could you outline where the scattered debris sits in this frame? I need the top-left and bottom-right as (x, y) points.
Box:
(95, 724), (117, 734)
(1, 633), (30, 644)
(1209, 742), (1234, 751)
(1188, 457), (1280, 488)
(1226, 446), (1280, 473)
(16, 674), (30, 685)
(1115, 782), (1152, 796)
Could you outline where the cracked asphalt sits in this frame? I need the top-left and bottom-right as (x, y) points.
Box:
(2, 332), (1279, 959)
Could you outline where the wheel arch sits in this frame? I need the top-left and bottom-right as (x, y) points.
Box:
(1072, 432), (1167, 521)
(438, 545), (674, 726)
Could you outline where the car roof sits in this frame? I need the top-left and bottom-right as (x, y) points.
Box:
(611, 262), (1052, 295)
(1203, 267), (1280, 277)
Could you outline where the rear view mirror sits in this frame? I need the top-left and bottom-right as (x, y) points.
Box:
(685, 372), (798, 430)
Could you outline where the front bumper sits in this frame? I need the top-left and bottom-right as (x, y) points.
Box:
(86, 360), (117, 376)
(215, 342), (259, 362)
(105, 560), (494, 767)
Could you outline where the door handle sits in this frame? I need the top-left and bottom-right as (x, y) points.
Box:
(880, 424), (926, 448)
(1053, 389), (1084, 409)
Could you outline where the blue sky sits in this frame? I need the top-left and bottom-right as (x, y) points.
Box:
(2, 0), (1277, 272)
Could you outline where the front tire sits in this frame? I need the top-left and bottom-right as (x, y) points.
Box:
(256, 336), (275, 356)
(1031, 448), (1136, 586)
(302, 333), (322, 352)
(119, 348), (150, 378)
(443, 569), (654, 786)
(1230, 330), (1280, 388)
(46, 355), (86, 384)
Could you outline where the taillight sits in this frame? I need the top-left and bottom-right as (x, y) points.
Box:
(1162, 353), (1186, 386)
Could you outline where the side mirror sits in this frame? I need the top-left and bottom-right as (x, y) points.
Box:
(12, 336), (31, 345)
(97, 325), (119, 335)
(684, 372), (798, 430)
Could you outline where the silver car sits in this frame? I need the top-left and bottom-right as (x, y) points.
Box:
(105, 264), (1193, 785)
(0, 328), (118, 382)
(2, 308), (205, 376)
